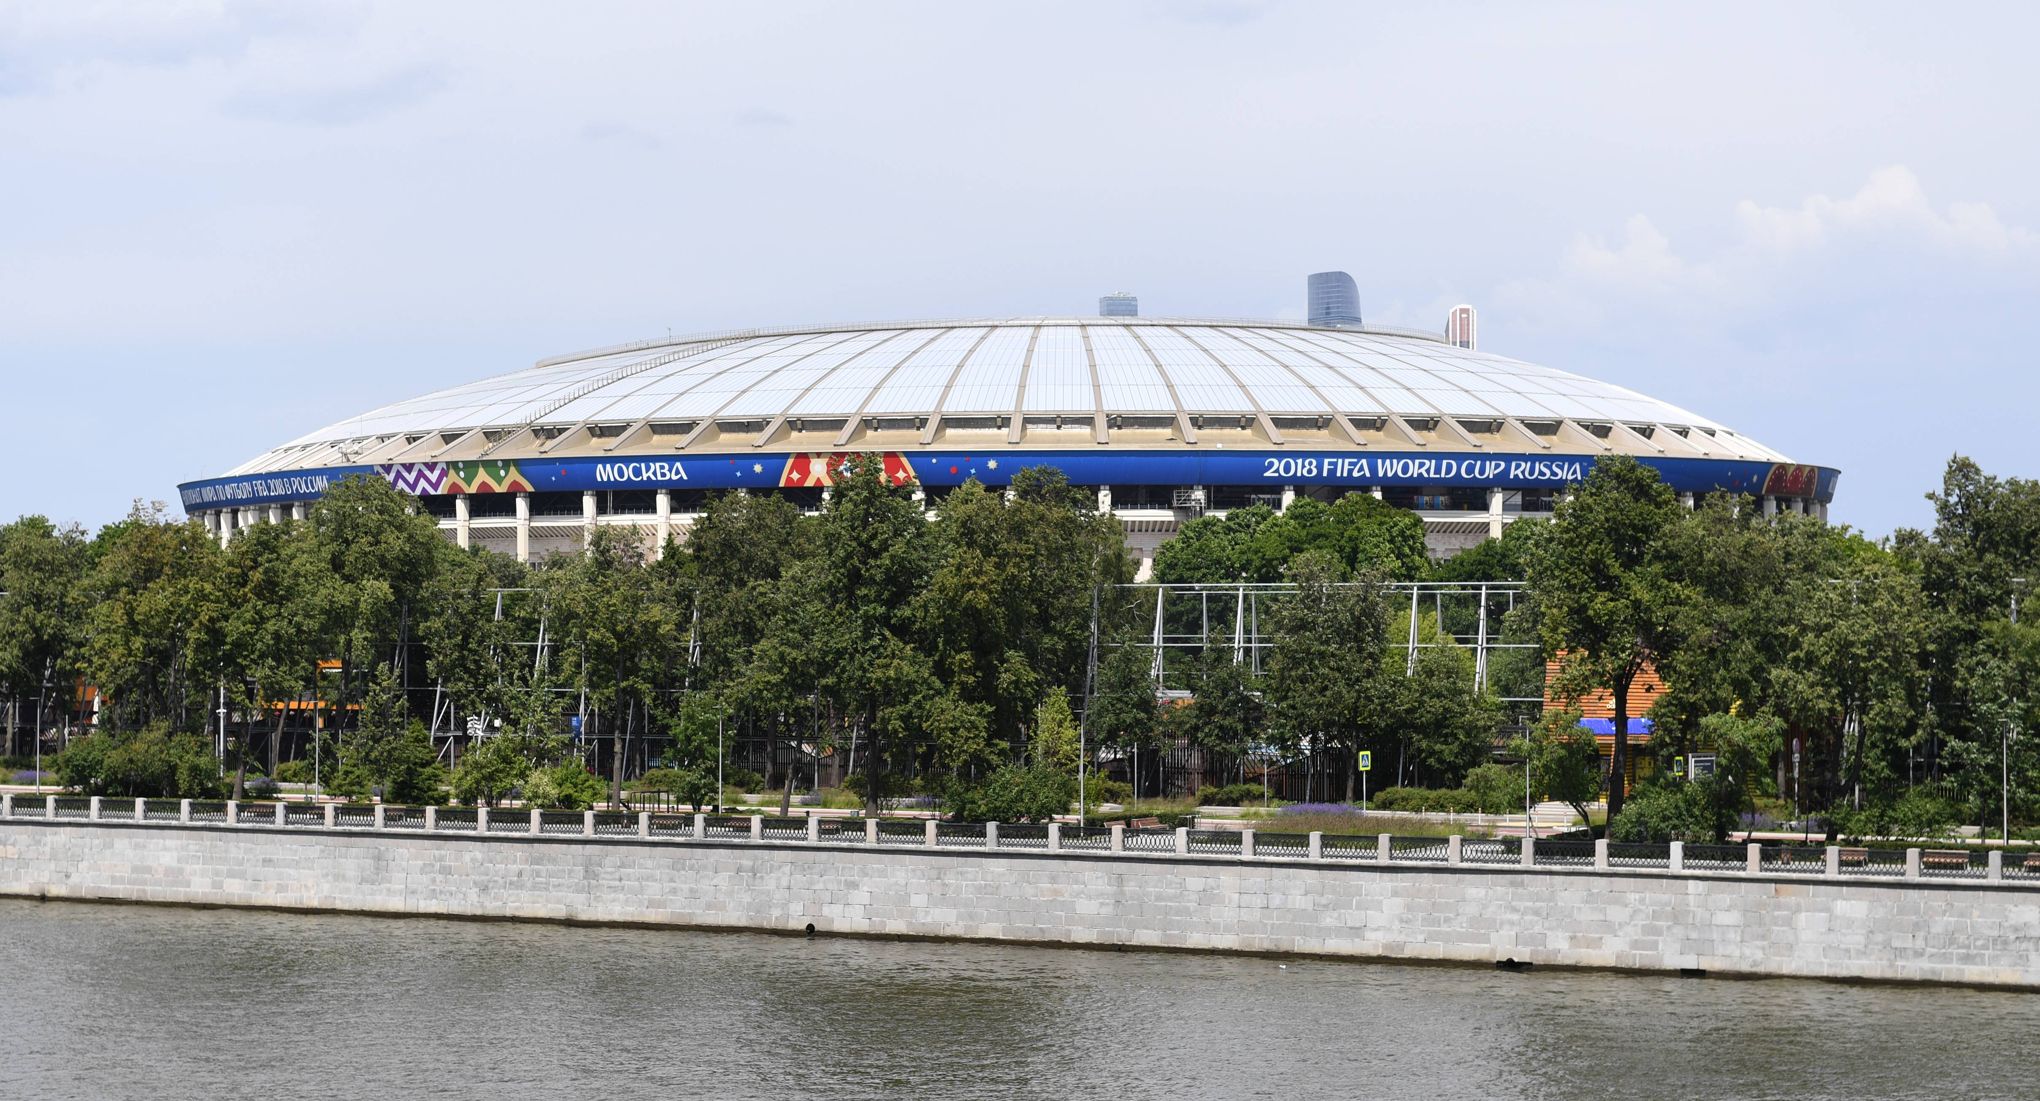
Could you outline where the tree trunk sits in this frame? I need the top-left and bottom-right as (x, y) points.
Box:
(861, 709), (881, 819)
(1608, 668), (1632, 822)
(1345, 750), (1358, 802)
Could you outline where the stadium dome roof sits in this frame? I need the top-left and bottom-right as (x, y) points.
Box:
(225, 317), (1790, 476)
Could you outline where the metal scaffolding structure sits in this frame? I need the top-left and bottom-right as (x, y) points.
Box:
(1126, 580), (1544, 707)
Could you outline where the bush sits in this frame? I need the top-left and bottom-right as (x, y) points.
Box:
(631, 766), (719, 810)
(1462, 763), (1524, 816)
(450, 736), (529, 807)
(843, 769), (917, 806)
(945, 765), (1076, 823)
(522, 762), (608, 810)
(54, 725), (225, 799)
(273, 759), (315, 786)
(1609, 782), (1717, 843)
(1081, 774), (1133, 805)
(1832, 789), (1961, 840)
(723, 768), (766, 793)
(1195, 781), (1275, 806)
(1371, 786), (1480, 815)
(329, 720), (445, 805)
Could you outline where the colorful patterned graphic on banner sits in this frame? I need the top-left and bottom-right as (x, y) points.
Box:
(447, 460), (534, 494)
(1761, 463), (1820, 498)
(779, 452), (917, 487)
(375, 463), (448, 496)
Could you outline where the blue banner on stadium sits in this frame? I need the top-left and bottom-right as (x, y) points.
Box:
(179, 450), (1839, 510)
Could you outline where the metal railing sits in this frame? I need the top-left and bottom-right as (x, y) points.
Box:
(7, 798), (2038, 889)
(1532, 839), (1596, 868)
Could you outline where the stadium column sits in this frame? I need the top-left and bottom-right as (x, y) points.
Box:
(454, 493), (471, 550)
(1280, 485), (1296, 512)
(655, 489), (672, 556)
(1679, 492), (1696, 510)
(290, 502), (306, 521)
(267, 504), (282, 525)
(1486, 487), (1504, 540)
(217, 509), (233, 546)
(1097, 486), (1111, 513)
(515, 492), (531, 563)
(1369, 486), (1384, 500)
(582, 490), (598, 547)
(1761, 495), (1777, 518)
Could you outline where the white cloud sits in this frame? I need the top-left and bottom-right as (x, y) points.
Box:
(0, 0), (360, 94)
(1497, 167), (2036, 331)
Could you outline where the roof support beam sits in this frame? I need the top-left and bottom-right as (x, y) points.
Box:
(1607, 420), (1665, 454)
(1499, 417), (1552, 450)
(1437, 417), (1484, 449)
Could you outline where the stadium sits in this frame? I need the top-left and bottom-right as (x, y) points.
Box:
(177, 286), (1838, 572)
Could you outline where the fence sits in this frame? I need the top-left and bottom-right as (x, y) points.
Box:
(3, 793), (2037, 888)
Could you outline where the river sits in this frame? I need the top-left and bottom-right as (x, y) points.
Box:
(0, 898), (2027, 1100)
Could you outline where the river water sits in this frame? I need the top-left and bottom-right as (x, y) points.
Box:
(0, 898), (2028, 1100)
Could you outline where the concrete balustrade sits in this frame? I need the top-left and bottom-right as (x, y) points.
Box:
(6, 797), (2028, 899)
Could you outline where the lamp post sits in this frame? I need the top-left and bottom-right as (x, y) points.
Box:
(2005, 579), (2024, 843)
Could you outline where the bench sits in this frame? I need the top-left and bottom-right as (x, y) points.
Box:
(1837, 846), (1869, 867)
(1921, 849), (1971, 870)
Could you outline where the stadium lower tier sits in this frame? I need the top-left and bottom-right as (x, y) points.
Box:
(180, 449), (1836, 574)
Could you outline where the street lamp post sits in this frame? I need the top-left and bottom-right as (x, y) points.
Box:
(2009, 579), (2026, 843)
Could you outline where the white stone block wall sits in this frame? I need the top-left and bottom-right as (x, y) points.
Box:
(0, 821), (2034, 988)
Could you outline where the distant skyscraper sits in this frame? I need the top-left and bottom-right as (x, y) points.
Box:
(1307, 271), (1361, 327)
(1446, 304), (1477, 350)
(1098, 292), (1138, 317)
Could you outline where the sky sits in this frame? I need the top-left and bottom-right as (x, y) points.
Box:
(3, 0), (2036, 538)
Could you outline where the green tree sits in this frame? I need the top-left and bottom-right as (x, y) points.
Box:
(449, 734), (530, 807)
(1263, 552), (1390, 800)
(55, 723), (225, 798)
(77, 503), (225, 733)
(329, 663), (444, 804)
(1513, 709), (1603, 831)
(0, 516), (88, 757)
(1527, 455), (1689, 820)
(1031, 686), (1081, 774)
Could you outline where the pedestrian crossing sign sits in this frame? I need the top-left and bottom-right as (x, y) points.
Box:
(1358, 751), (1372, 772)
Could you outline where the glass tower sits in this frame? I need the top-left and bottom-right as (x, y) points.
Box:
(1098, 292), (1138, 317)
(1307, 272), (1361, 327)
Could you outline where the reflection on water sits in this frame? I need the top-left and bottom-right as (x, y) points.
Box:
(0, 898), (2028, 1101)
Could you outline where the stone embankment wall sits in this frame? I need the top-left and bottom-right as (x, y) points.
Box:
(2, 819), (2036, 988)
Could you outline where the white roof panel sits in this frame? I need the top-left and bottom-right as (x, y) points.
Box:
(228, 317), (1791, 472)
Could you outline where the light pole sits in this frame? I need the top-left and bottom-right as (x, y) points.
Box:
(1078, 582), (1099, 830)
(2005, 579), (2024, 843)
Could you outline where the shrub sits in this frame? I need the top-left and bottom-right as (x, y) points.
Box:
(54, 725), (225, 799)
(328, 720), (445, 805)
(450, 736), (529, 807)
(1462, 763), (1524, 816)
(1371, 786), (1479, 815)
(1195, 781), (1274, 806)
(945, 765), (1076, 823)
(723, 768), (766, 793)
(843, 769), (916, 806)
(1081, 774), (1133, 805)
(1832, 789), (1961, 840)
(522, 763), (608, 810)
(632, 767), (719, 810)
(1609, 782), (1717, 843)
(273, 759), (315, 786)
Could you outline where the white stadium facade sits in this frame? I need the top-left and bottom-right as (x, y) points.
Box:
(179, 306), (1837, 575)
